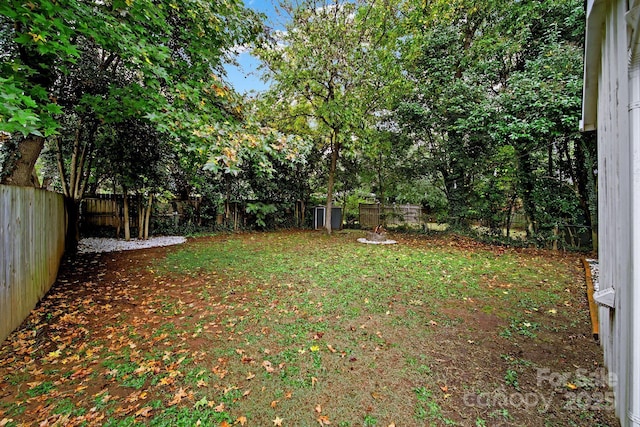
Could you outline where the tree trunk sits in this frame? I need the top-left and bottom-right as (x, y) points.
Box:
(516, 148), (537, 237)
(144, 194), (152, 239)
(574, 134), (599, 252)
(505, 193), (516, 239)
(325, 131), (340, 234)
(0, 135), (45, 187)
(113, 182), (121, 238)
(64, 196), (81, 255)
(138, 195), (144, 239)
(123, 187), (131, 241)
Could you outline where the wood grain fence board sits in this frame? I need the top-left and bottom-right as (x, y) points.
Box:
(0, 185), (66, 343)
(359, 204), (424, 229)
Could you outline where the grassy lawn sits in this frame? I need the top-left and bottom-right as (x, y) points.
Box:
(0, 230), (617, 426)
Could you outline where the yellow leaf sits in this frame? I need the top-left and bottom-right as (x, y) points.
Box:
(28, 32), (46, 43)
(214, 86), (227, 97)
(566, 382), (578, 390)
(236, 416), (247, 426)
(159, 376), (175, 386)
(310, 345), (320, 352)
(47, 349), (61, 359)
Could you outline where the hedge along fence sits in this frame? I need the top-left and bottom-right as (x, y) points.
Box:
(0, 185), (66, 343)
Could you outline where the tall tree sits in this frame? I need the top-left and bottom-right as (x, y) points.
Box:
(397, 0), (591, 246)
(397, 0), (499, 226)
(1, 0), (265, 249)
(1, 0), (261, 185)
(256, 0), (403, 233)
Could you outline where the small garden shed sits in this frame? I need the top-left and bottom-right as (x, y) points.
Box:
(581, 0), (640, 425)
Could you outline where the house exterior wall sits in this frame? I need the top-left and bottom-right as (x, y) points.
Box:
(582, 0), (640, 425)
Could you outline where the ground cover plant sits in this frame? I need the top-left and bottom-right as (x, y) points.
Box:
(0, 231), (618, 426)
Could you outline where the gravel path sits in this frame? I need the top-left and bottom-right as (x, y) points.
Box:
(78, 236), (186, 254)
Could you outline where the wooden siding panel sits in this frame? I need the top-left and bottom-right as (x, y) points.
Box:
(0, 185), (66, 343)
(595, 1), (631, 422)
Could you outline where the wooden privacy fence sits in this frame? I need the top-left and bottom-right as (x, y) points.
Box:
(81, 195), (202, 234)
(359, 204), (425, 229)
(0, 185), (66, 343)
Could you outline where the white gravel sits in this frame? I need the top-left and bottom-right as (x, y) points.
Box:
(357, 237), (397, 245)
(78, 236), (187, 254)
(586, 258), (599, 291)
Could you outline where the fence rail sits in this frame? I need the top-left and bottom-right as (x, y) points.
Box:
(359, 204), (425, 229)
(1, 185), (66, 343)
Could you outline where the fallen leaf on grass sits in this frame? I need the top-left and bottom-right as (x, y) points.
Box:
(135, 406), (153, 417)
(236, 416), (247, 426)
(213, 365), (228, 378)
(317, 415), (331, 425)
(246, 372), (255, 380)
(440, 385), (448, 393)
(220, 421), (231, 427)
(262, 360), (275, 373)
(326, 344), (336, 353)
(168, 388), (188, 406)
(214, 402), (226, 412)
(194, 397), (208, 409)
(159, 376), (175, 386)
(271, 400), (279, 408)
(273, 416), (283, 426)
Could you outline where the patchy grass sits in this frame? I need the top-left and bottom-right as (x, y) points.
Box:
(0, 230), (618, 426)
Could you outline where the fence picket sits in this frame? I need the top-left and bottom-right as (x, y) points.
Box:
(0, 185), (66, 343)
